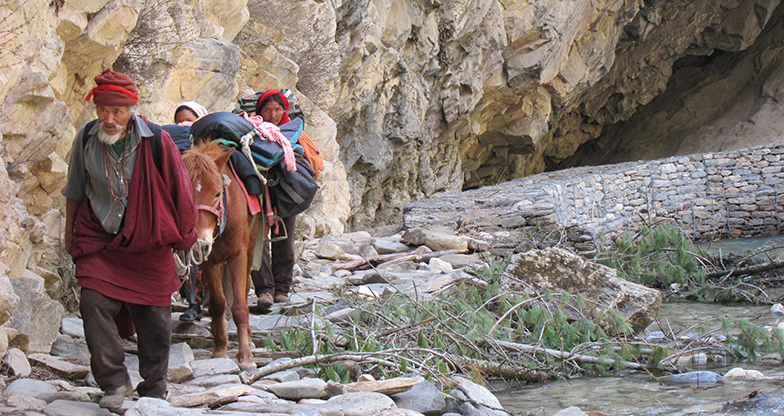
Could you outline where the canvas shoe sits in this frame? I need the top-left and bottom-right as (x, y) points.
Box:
(98, 381), (133, 413)
(257, 293), (274, 307)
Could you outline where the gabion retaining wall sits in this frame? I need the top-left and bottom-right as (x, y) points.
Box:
(550, 145), (784, 240)
(404, 144), (784, 258)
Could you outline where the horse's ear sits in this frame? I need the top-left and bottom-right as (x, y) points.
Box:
(214, 147), (234, 170)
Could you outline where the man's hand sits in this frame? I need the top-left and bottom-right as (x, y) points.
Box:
(65, 198), (80, 256)
(64, 228), (74, 255)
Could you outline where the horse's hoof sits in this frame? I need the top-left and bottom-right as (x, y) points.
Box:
(212, 351), (228, 359)
(238, 361), (257, 372)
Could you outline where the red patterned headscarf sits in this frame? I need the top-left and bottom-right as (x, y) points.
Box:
(85, 69), (139, 106)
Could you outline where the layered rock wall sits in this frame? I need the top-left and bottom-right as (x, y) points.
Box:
(2, 0), (784, 353)
(4, 0), (784, 246)
(324, 0), (784, 230)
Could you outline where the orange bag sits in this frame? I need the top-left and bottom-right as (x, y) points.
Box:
(298, 131), (323, 180)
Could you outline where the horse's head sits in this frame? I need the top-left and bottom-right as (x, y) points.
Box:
(182, 141), (234, 264)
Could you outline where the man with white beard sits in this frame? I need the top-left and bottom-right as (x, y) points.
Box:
(61, 69), (197, 412)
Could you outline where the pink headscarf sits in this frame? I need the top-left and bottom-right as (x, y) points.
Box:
(175, 101), (209, 126)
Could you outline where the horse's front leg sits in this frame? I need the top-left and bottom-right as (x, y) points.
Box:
(202, 262), (229, 358)
(227, 251), (254, 371)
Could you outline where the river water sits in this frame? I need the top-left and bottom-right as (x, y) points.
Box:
(496, 236), (784, 415)
(495, 301), (784, 415)
(695, 235), (784, 257)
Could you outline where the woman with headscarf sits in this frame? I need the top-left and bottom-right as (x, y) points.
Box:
(163, 101), (209, 321)
(174, 101), (208, 125)
(163, 101), (209, 153)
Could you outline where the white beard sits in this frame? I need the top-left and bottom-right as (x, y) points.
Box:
(97, 122), (125, 145)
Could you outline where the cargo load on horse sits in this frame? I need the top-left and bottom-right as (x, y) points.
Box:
(161, 124), (192, 153)
(235, 89), (323, 179)
(190, 110), (319, 217)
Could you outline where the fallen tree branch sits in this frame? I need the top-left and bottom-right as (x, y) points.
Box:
(492, 340), (648, 371)
(451, 356), (556, 382)
(487, 295), (542, 335)
(705, 258), (784, 279)
(240, 352), (399, 384)
(331, 249), (468, 271)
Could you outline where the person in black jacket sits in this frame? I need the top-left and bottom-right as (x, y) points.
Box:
(252, 91), (297, 306)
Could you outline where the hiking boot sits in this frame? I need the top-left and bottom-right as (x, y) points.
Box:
(179, 303), (202, 322)
(274, 294), (289, 303)
(257, 293), (274, 307)
(99, 381), (133, 413)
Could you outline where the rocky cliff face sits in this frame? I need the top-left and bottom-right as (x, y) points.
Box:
(323, 0), (784, 230)
(559, 1), (784, 169)
(1, 0), (783, 351)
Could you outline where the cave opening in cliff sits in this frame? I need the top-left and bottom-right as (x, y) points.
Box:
(545, 0), (784, 174)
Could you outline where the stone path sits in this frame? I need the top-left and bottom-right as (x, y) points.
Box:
(0, 230), (602, 416)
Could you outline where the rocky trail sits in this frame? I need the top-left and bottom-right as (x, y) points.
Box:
(0, 227), (780, 416)
(0, 227), (621, 416)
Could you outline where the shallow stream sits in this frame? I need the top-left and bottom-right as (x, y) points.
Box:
(495, 301), (784, 415)
(496, 233), (784, 415)
(695, 235), (784, 256)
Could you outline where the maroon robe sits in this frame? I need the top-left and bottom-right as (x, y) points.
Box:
(71, 131), (197, 309)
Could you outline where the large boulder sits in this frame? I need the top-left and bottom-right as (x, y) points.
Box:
(446, 376), (510, 416)
(501, 247), (661, 333)
(0, 267), (20, 329)
(391, 380), (447, 415)
(326, 391), (397, 416)
(8, 271), (65, 353)
(2, 378), (59, 399)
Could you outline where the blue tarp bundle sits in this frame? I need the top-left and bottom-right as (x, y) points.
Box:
(189, 112), (305, 168)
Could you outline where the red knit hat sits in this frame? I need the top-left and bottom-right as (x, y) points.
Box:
(85, 69), (139, 106)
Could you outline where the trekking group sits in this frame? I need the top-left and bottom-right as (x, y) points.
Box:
(61, 68), (323, 412)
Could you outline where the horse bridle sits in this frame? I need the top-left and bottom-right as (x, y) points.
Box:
(196, 185), (228, 238)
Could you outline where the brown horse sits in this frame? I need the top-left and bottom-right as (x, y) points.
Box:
(181, 141), (258, 371)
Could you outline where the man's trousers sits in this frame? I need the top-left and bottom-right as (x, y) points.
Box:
(80, 288), (171, 398)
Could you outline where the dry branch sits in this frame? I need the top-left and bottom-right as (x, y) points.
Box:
(452, 356), (556, 382)
(705, 258), (784, 279)
(240, 352), (398, 384)
(492, 340), (648, 371)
